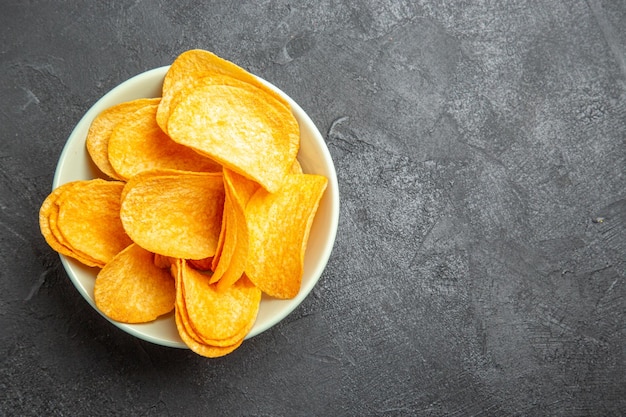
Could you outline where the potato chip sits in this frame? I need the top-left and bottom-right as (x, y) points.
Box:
(172, 259), (245, 357)
(159, 74), (260, 136)
(214, 169), (259, 291)
(175, 308), (243, 358)
(167, 83), (299, 193)
(39, 179), (132, 268)
(94, 243), (175, 323)
(245, 174), (328, 298)
(157, 49), (290, 134)
(208, 187), (236, 284)
(171, 259), (200, 340)
(210, 203), (228, 273)
(180, 259), (261, 344)
(108, 103), (221, 180)
(120, 169), (224, 259)
(39, 182), (102, 267)
(86, 98), (160, 180)
(56, 180), (132, 267)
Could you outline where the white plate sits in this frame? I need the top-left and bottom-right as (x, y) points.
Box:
(53, 66), (339, 348)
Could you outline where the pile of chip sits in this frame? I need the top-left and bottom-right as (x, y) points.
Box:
(39, 49), (328, 357)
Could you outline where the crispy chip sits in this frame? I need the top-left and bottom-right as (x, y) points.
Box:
(167, 83), (299, 192)
(94, 243), (175, 323)
(210, 201), (229, 273)
(40, 179), (133, 268)
(175, 308), (243, 358)
(245, 174), (328, 298)
(180, 259), (260, 344)
(214, 169), (259, 291)
(208, 187), (236, 284)
(39, 182), (102, 267)
(120, 169), (224, 259)
(172, 259), (245, 357)
(157, 49), (290, 134)
(56, 180), (132, 266)
(108, 103), (221, 180)
(86, 98), (160, 180)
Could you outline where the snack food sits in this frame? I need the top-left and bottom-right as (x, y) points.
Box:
(39, 49), (328, 357)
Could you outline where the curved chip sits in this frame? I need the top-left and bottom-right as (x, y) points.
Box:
(208, 187), (236, 284)
(39, 182), (102, 267)
(86, 98), (160, 180)
(175, 308), (243, 358)
(181, 259), (261, 345)
(167, 84), (299, 192)
(172, 259), (247, 357)
(40, 179), (132, 268)
(108, 103), (221, 180)
(213, 169), (259, 291)
(94, 243), (175, 323)
(120, 169), (225, 260)
(245, 174), (328, 298)
(157, 49), (290, 134)
(56, 180), (132, 266)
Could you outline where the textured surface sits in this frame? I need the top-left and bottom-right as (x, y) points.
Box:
(2, 1), (625, 415)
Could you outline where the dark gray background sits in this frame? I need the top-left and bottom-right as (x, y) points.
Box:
(2, 1), (625, 415)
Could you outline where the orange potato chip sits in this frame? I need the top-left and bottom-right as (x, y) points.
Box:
(210, 203), (228, 273)
(171, 260), (200, 339)
(214, 169), (259, 291)
(174, 308), (243, 358)
(180, 259), (261, 345)
(120, 169), (224, 259)
(208, 187), (236, 284)
(245, 174), (328, 298)
(86, 98), (160, 180)
(39, 182), (102, 267)
(56, 180), (132, 267)
(159, 74), (263, 136)
(172, 259), (245, 356)
(108, 103), (221, 180)
(167, 83), (299, 193)
(157, 49), (290, 134)
(94, 243), (175, 323)
(40, 179), (132, 268)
